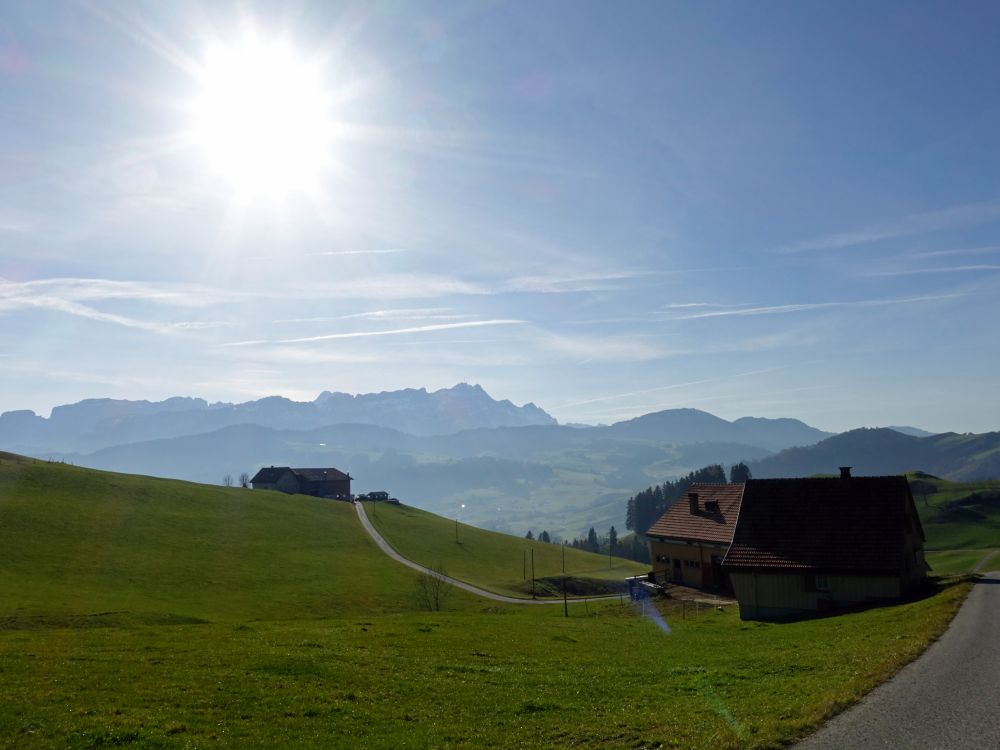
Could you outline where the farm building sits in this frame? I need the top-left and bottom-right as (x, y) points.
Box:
(250, 466), (352, 499)
(646, 483), (745, 592)
(723, 468), (927, 620)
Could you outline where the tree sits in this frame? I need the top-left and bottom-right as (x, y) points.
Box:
(525, 530), (534, 540)
(239, 472), (250, 488)
(222, 474), (233, 487)
(539, 530), (551, 543)
(587, 527), (599, 553)
(729, 461), (752, 484)
(625, 463), (730, 535)
(413, 564), (454, 611)
(608, 525), (618, 554)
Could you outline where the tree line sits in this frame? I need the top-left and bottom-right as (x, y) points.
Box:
(625, 461), (751, 536)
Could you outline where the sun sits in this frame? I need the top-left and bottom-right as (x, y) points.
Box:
(191, 27), (334, 200)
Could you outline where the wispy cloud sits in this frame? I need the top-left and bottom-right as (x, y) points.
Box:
(0, 277), (236, 334)
(0, 277), (228, 307)
(304, 248), (410, 257)
(276, 269), (657, 300)
(0, 217), (32, 234)
(274, 308), (465, 324)
(777, 198), (1000, 253)
(224, 319), (527, 347)
(667, 293), (962, 320)
(865, 265), (1000, 277)
(911, 244), (1000, 259)
(497, 270), (658, 294)
(538, 331), (673, 364)
(167, 320), (236, 330)
(0, 293), (169, 333)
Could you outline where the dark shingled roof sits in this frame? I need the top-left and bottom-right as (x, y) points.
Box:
(646, 483), (745, 544)
(291, 468), (352, 482)
(723, 476), (924, 573)
(251, 466), (291, 483)
(250, 467), (351, 483)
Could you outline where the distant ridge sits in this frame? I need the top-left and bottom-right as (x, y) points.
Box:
(0, 383), (556, 453)
(887, 425), (938, 438)
(749, 427), (1000, 481)
(605, 408), (833, 451)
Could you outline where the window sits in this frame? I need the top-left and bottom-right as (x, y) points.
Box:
(655, 554), (668, 563)
(805, 574), (830, 592)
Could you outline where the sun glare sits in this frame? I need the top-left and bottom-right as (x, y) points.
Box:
(191, 28), (333, 200)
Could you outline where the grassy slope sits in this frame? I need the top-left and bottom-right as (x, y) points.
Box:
(0, 455), (974, 749)
(0, 453), (459, 620)
(913, 476), (1000, 549)
(924, 549), (997, 575)
(910, 474), (1000, 573)
(361, 501), (647, 597)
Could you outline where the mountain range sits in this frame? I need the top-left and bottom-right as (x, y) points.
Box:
(0, 383), (554, 454)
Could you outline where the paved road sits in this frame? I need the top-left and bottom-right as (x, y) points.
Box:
(796, 570), (1000, 750)
(353, 501), (616, 606)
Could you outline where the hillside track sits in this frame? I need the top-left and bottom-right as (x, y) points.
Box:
(353, 502), (616, 606)
(974, 548), (999, 573)
(796, 570), (1000, 749)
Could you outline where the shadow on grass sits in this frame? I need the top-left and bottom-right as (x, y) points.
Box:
(748, 575), (971, 624)
(0, 611), (209, 631)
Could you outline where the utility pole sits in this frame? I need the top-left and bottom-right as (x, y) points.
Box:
(455, 517), (459, 544)
(523, 550), (526, 581)
(563, 574), (568, 618)
(531, 549), (536, 599)
(562, 543), (565, 575)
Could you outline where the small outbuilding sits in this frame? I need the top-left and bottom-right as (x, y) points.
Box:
(723, 468), (927, 620)
(250, 466), (352, 500)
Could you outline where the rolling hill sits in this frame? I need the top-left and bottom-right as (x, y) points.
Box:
(750, 428), (1000, 481)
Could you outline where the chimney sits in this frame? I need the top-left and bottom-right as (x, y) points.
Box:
(688, 492), (699, 514)
(839, 466), (852, 479)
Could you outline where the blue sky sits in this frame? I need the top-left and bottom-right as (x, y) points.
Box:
(2, 1), (1000, 432)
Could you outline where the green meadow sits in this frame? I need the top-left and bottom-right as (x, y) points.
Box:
(0, 454), (972, 748)
(912, 474), (1000, 574)
(360, 500), (647, 597)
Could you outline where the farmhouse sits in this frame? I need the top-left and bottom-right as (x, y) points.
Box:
(250, 466), (352, 499)
(723, 468), (927, 620)
(646, 483), (744, 592)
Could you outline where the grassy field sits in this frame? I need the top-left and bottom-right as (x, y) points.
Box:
(361, 501), (647, 597)
(909, 474), (1000, 573)
(0, 455), (975, 748)
(925, 548), (997, 575)
(0, 584), (968, 749)
(912, 474), (1000, 549)
(0, 453), (467, 619)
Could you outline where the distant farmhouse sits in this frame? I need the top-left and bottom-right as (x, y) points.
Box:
(250, 466), (352, 500)
(723, 468), (927, 620)
(646, 468), (928, 620)
(646, 483), (744, 593)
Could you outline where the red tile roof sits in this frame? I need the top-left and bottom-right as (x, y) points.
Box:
(646, 483), (745, 544)
(723, 476), (923, 573)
